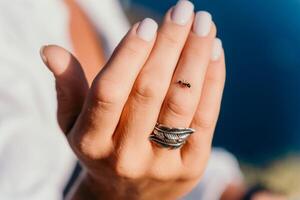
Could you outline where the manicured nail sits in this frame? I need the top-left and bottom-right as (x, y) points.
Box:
(40, 45), (48, 65)
(171, 0), (194, 25)
(193, 11), (212, 37)
(136, 18), (158, 42)
(211, 38), (223, 61)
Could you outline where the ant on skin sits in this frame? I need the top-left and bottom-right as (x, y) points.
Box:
(177, 80), (191, 88)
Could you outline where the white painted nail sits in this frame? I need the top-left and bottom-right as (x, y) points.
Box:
(171, 0), (194, 25)
(136, 18), (158, 42)
(39, 45), (48, 65)
(211, 38), (223, 61)
(193, 11), (212, 37)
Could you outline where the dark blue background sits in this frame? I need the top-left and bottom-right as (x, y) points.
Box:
(131, 0), (300, 164)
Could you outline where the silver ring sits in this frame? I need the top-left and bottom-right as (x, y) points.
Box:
(149, 123), (195, 149)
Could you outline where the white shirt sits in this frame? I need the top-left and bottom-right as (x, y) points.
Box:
(0, 1), (242, 199)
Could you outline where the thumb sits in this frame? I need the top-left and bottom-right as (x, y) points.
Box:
(40, 45), (89, 133)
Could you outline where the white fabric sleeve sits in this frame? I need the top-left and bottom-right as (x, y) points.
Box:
(0, 1), (75, 199)
(76, 0), (131, 55)
(182, 148), (244, 200)
(0, 65), (74, 200)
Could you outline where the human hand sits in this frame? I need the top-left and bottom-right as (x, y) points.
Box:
(40, 1), (225, 199)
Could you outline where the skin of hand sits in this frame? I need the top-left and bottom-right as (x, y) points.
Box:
(220, 183), (247, 200)
(40, 1), (225, 199)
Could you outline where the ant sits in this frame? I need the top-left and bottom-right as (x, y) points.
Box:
(177, 80), (191, 88)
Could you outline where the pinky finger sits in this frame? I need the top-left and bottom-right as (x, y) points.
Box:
(181, 38), (225, 173)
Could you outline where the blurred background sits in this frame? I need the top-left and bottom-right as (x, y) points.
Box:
(120, 0), (300, 197)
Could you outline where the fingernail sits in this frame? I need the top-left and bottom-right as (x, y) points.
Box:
(136, 18), (158, 42)
(171, 0), (194, 25)
(193, 11), (212, 37)
(211, 38), (223, 61)
(40, 45), (48, 65)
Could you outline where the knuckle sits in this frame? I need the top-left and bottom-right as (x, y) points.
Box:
(193, 115), (216, 130)
(120, 40), (143, 58)
(133, 78), (162, 103)
(181, 168), (204, 180)
(205, 72), (226, 87)
(181, 153), (211, 180)
(80, 145), (103, 160)
(90, 79), (125, 109)
(211, 22), (217, 37)
(182, 41), (209, 60)
(120, 37), (149, 57)
(149, 165), (180, 182)
(159, 29), (180, 47)
(164, 97), (193, 118)
(113, 140), (151, 179)
(183, 44), (204, 58)
(115, 160), (145, 179)
(150, 173), (174, 182)
(72, 134), (112, 160)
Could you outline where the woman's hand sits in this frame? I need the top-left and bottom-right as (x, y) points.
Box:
(40, 1), (225, 199)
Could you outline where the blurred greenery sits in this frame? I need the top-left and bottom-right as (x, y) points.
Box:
(241, 154), (300, 198)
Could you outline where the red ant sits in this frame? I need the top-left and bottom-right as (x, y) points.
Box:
(177, 80), (191, 88)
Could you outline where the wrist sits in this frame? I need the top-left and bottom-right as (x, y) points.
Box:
(67, 171), (139, 200)
(68, 171), (121, 200)
(67, 172), (102, 200)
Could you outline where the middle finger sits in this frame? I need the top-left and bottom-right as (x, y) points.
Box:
(115, 1), (194, 158)
(158, 11), (215, 131)
(151, 11), (216, 178)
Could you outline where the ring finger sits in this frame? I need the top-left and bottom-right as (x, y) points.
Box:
(155, 11), (216, 153)
(114, 0), (194, 169)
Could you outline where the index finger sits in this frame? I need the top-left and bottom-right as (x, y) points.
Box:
(69, 19), (158, 158)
